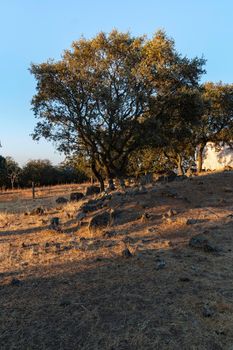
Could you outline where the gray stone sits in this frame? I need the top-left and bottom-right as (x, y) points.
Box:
(85, 185), (100, 196)
(10, 278), (22, 286)
(59, 298), (71, 307)
(155, 258), (166, 270)
(50, 217), (59, 227)
(202, 304), (215, 317)
(189, 235), (208, 248)
(155, 259), (166, 270)
(179, 276), (191, 282)
(70, 192), (84, 201)
(89, 211), (111, 233)
(186, 219), (199, 225)
(189, 235), (219, 253)
(76, 212), (86, 221)
(122, 248), (133, 258)
(56, 197), (68, 204)
(81, 199), (103, 213)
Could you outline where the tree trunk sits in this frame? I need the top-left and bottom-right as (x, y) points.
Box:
(107, 177), (115, 191)
(118, 177), (126, 190)
(91, 161), (104, 192)
(32, 181), (35, 199)
(197, 143), (205, 174)
(177, 154), (184, 176)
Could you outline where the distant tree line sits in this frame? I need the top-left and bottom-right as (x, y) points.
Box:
(0, 157), (88, 189)
(27, 30), (233, 191)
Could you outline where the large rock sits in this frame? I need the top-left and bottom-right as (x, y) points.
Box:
(80, 198), (104, 213)
(189, 235), (219, 253)
(89, 211), (111, 233)
(70, 192), (84, 201)
(56, 197), (68, 204)
(85, 185), (100, 196)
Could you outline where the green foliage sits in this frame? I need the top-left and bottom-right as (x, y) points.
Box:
(30, 30), (206, 186)
(0, 155), (7, 187)
(195, 82), (233, 171)
(5, 157), (21, 189)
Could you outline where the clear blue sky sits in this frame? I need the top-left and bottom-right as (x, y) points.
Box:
(0, 0), (233, 165)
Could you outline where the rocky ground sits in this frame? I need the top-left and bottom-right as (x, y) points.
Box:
(0, 172), (233, 349)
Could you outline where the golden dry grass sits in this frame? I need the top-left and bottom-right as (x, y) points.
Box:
(0, 173), (233, 349)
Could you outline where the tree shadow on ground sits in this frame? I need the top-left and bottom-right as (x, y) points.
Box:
(0, 227), (232, 350)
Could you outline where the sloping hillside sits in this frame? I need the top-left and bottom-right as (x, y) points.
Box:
(0, 172), (233, 349)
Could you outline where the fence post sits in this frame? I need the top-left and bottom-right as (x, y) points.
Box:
(32, 181), (35, 199)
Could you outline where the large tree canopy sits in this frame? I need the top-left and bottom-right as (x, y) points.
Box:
(31, 30), (205, 189)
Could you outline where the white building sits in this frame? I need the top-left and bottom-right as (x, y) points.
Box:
(202, 142), (233, 170)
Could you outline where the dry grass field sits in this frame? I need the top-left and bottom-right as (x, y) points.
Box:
(0, 172), (233, 349)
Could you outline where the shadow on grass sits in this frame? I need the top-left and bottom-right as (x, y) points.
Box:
(0, 232), (232, 350)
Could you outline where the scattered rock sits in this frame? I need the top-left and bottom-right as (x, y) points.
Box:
(155, 258), (166, 270)
(59, 298), (71, 307)
(223, 187), (233, 193)
(70, 192), (84, 201)
(86, 185), (100, 196)
(55, 197), (68, 204)
(179, 277), (191, 282)
(50, 217), (60, 227)
(122, 248), (133, 258)
(103, 230), (117, 238)
(189, 235), (219, 253)
(81, 199), (103, 213)
(203, 243), (220, 253)
(186, 219), (199, 225)
(76, 212), (86, 221)
(10, 277), (22, 286)
(89, 211), (111, 233)
(202, 304), (215, 318)
(189, 235), (208, 248)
